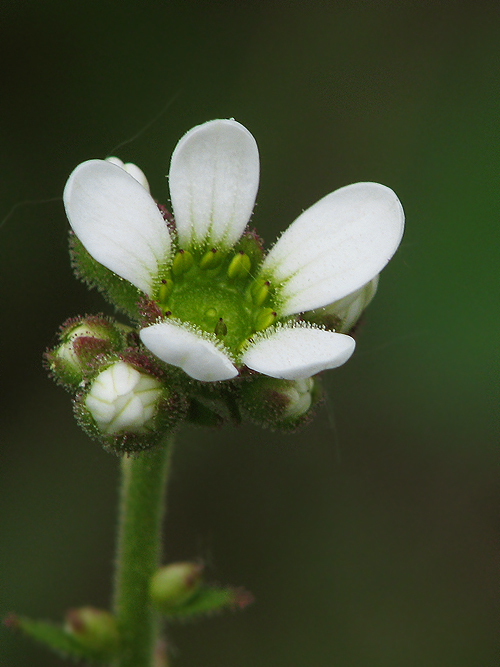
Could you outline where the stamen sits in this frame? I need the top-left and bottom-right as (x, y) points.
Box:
(214, 318), (228, 337)
(251, 278), (271, 306)
(200, 248), (223, 270)
(158, 278), (174, 304)
(172, 249), (194, 276)
(254, 308), (277, 331)
(227, 251), (251, 279)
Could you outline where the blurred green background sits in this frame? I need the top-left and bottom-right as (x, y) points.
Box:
(1, 2), (498, 666)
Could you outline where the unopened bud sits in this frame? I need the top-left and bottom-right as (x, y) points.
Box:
(46, 316), (124, 389)
(304, 276), (379, 333)
(281, 377), (315, 419)
(64, 607), (118, 654)
(150, 562), (203, 610)
(239, 375), (320, 429)
(106, 156), (150, 192)
(84, 361), (163, 435)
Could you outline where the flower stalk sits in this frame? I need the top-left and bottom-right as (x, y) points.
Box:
(113, 439), (173, 667)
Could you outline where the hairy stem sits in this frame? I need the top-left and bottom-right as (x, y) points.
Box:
(113, 438), (173, 667)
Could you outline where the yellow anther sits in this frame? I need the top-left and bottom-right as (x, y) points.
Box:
(227, 251), (251, 279)
(172, 250), (194, 276)
(158, 278), (174, 304)
(200, 248), (223, 270)
(254, 308), (277, 331)
(251, 279), (270, 306)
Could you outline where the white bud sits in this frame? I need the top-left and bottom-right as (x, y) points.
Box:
(85, 361), (162, 435)
(306, 276), (379, 333)
(56, 323), (107, 372)
(282, 377), (314, 419)
(105, 156), (150, 192)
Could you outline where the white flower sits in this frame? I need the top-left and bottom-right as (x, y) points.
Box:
(85, 361), (162, 434)
(64, 120), (404, 383)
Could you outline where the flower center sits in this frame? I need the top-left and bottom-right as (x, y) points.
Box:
(154, 247), (278, 355)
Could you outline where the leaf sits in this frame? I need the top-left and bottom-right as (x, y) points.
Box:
(156, 586), (254, 620)
(5, 614), (117, 664)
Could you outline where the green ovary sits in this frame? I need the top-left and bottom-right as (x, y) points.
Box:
(158, 269), (256, 353)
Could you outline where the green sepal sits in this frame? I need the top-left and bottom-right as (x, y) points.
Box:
(5, 614), (118, 664)
(69, 233), (143, 319)
(237, 374), (324, 432)
(71, 349), (189, 456)
(44, 314), (132, 392)
(152, 585), (253, 620)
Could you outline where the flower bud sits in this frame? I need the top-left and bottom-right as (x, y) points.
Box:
(75, 359), (185, 453)
(281, 377), (315, 419)
(84, 361), (163, 435)
(238, 375), (321, 430)
(45, 316), (126, 389)
(149, 562), (203, 610)
(64, 607), (119, 654)
(106, 156), (150, 192)
(304, 276), (379, 333)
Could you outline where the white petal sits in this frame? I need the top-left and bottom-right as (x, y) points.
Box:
(109, 361), (140, 396)
(85, 394), (115, 422)
(106, 157), (151, 192)
(64, 159), (171, 295)
(242, 326), (355, 379)
(140, 321), (238, 382)
(262, 182), (404, 316)
(112, 395), (144, 432)
(169, 119), (259, 248)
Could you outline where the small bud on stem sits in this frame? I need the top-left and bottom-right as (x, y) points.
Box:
(150, 562), (204, 610)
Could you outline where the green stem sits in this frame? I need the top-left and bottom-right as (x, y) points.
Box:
(113, 437), (173, 667)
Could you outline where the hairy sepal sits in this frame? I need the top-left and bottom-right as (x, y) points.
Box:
(44, 314), (131, 391)
(152, 585), (254, 621)
(74, 352), (187, 455)
(238, 374), (323, 431)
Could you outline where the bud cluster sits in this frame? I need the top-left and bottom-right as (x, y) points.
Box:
(46, 306), (323, 454)
(48, 225), (330, 454)
(45, 315), (187, 454)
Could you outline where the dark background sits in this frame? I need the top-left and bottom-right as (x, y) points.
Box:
(1, 2), (498, 666)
